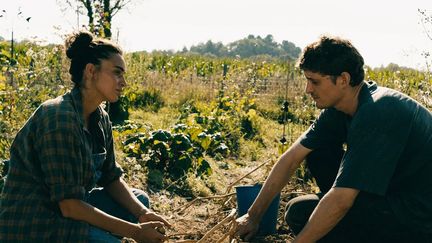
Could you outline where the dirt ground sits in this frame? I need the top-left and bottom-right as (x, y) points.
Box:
(121, 159), (310, 243)
(163, 194), (296, 243)
(121, 191), (296, 243)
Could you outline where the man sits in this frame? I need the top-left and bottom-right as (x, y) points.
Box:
(234, 35), (432, 242)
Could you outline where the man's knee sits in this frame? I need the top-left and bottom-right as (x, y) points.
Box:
(284, 194), (320, 235)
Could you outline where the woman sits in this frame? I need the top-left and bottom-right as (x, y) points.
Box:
(0, 31), (170, 243)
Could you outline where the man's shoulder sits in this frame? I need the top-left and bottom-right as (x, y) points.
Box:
(354, 83), (430, 130)
(360, 83), (419, 114)
(318, 107), (346, 122)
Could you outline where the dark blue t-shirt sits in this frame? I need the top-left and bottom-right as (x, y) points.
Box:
(300, 81), (432, 231)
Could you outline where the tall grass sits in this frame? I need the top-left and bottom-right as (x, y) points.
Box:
(1, 42), (431, 195)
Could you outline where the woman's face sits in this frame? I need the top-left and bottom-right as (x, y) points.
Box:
(92, 53), (126, 103)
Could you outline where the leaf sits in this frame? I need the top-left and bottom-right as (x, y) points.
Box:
(199, 133), (211, 151)
(214, 143), (229, 156)
(247, 109), (257, 117)
(173, 123), (187, 132)
(197, 158), (212, 176)
(151, 129), (171, 142)
(169, 153), (192, 178)
(211, 132), (222, 142)
(188, 127), (203, 141)
(171, 134), (192, 152)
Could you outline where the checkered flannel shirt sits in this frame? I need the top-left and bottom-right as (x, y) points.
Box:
(0, 87), (123, 242)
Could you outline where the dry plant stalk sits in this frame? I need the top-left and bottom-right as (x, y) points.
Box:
(196, 208), (237, 243)
(225, 160), (270, 194)
(171, 160), (273, 242)
(216, 219), (237, 243)
(168, 233), (200, 238)
(174, 192), (236, 214)
(224, 159), (271, 195)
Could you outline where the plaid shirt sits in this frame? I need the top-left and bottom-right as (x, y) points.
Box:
(0, 87), (123, 242)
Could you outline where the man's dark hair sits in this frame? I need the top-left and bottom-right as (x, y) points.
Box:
(297, 35), (365, 86)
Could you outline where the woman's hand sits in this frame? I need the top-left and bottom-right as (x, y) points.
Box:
(131, 221), (168, 243)
(138, 211), (171, 228)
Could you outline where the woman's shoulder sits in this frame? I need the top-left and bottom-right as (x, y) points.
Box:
(40, 92), (73, 111)
(31, 91), (82, 132)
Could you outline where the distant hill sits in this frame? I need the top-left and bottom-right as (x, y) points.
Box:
(180, 34), (301, 61)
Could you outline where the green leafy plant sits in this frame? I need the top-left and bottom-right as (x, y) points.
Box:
(123, 128), (213, 184)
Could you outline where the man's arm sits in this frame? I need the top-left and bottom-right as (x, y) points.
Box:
(294, 187), (359, 243)
(235, 138), (311, 240)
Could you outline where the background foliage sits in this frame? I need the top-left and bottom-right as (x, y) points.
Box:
(0, 37), (431, 195)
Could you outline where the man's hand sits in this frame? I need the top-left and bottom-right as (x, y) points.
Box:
(233, 213), (260, 241)
(131, 221), (168, 243)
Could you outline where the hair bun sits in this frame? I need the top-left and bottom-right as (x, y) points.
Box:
(65, 31), (94, 59)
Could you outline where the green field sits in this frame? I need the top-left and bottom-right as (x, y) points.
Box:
(1, 41), (431, 241)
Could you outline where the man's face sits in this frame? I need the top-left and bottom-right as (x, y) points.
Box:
(304, 70), (344, 109)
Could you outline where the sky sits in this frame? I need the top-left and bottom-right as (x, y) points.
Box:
(1, 0), (432, 70)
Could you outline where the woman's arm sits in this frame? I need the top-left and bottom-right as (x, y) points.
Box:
(105, 178), (171, 226)
(58, 199), (167, 242)
(59, 199), (137, 236)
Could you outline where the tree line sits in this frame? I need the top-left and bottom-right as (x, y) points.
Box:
(181, 34), (301, 61)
